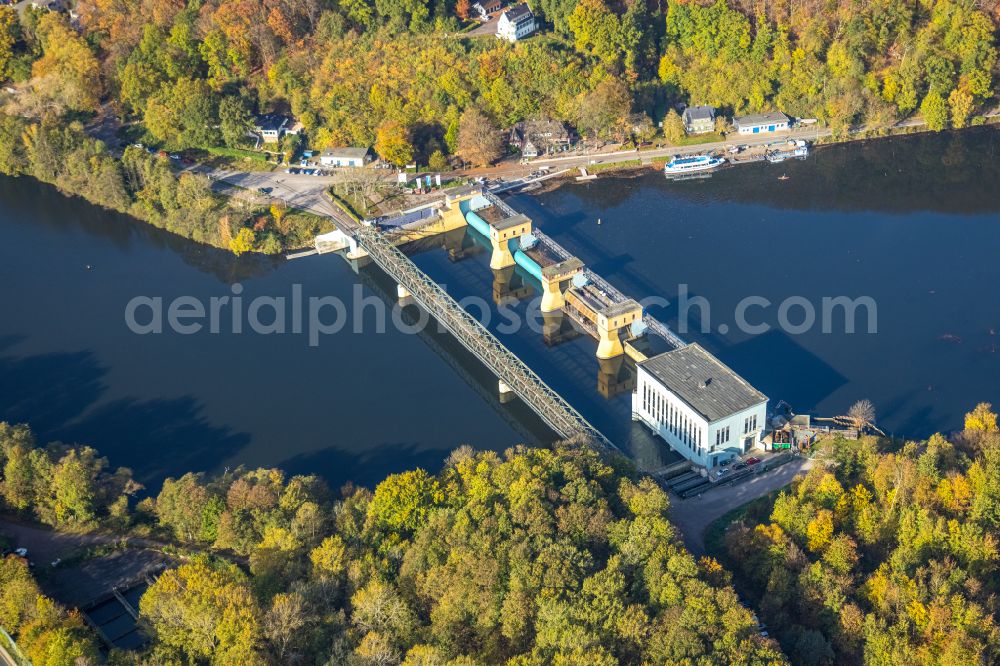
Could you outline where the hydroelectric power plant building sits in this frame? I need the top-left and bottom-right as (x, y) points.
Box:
(633, 344), (768, 469)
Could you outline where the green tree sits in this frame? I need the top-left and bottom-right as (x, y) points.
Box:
(140, 558), (262, 664)
(218, 96), (254, 148)
(919, 89), (949, 131)
(144, 77), (220, 149)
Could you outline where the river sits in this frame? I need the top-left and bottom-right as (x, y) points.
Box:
(1, 128), (997, 489)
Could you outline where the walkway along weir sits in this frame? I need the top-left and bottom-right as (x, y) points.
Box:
(351, 222), (616, 451)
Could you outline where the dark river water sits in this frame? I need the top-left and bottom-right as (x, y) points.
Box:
(2, 128), (998, 489)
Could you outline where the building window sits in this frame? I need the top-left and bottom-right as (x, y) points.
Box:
(717, 426), (730, 446)
(744, 414), (758, 434)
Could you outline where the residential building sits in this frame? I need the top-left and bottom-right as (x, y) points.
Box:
(733, 111), (790, 135)
(509, 119), (573, 156)
(497, 4), (536, 42)
(254, 114), (300, 142)
(682, 105), (716, 134)
(319, 147), (373, 167)
(473, 0), (502, 19)
(633, 343), (768, 468)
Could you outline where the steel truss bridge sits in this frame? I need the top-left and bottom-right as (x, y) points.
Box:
(353, 222), (615, 451)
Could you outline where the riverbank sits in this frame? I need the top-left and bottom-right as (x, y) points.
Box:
(0, 113), (329, 255)
(524, 115), (999, 185)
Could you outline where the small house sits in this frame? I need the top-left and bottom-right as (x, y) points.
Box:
(473, 0), (502, 19)
(733, 112), (789, 135)
(682, 105), (715, 134)
(497, 4), (536, 42)
(254, 114), (299, 142)
(319, 147), (373, 167)
(509, 119), (573, 156)
(633, 343), (768, 468)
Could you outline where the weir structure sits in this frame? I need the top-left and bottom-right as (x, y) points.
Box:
(314, 182), (691, 451)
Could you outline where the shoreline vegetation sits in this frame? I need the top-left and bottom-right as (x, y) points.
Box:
(2, 114), (996, 259)
(1, 404), (997, 663)
(1, 0), (997, 254)
(0, 421), (787, 664)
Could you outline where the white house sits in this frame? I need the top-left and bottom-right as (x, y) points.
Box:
(473, 0), (502, 19)
(319, 147), (372, 167)
(254, 114), (300, 142)
(497, 4), (536, 42)
(633, 343), (768, 469)
(733, 111), (789, 135)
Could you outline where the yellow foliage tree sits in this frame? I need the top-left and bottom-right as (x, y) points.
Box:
(30, 14), (101, 113)
(806, 509), (834, 552)
(229, 227), (255, 256)
(0, 6), (16, 81)
(964, 402), (997, 433)
(139, 558), (262, 664)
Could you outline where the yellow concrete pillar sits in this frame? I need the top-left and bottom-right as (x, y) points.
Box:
(595, 300), (643, 360)
(490, 236), (516, 270)
(539, 276), (565, 313)
(596, 327), (625, 360)
(539, 258), (583, 313)
(488, 214), (532, 271)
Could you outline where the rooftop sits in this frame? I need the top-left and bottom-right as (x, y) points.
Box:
(254, 113), (293, 132)
(493, 213), (532, 231)
(734, 111), (788, 126)
(321, 147), (370, 158)
(640, 343), (767, 422)
(504, 3), (532, 21)
(683, 105), (715, 121)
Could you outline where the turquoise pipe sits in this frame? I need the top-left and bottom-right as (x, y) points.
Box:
(465, 210), (543, 281)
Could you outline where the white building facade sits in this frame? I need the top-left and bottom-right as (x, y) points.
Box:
(733, 112), (790, 135)
(319, 147), (372, 167)
(633, 343), (767, 468)
(497, 4), (536, 42)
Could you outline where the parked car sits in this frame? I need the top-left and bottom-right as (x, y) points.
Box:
(746, 456), (761, 466)
(168, 153), (181, 160)
(14, 547), (28, 557)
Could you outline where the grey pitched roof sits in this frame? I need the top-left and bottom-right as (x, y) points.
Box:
(733, 112), (788, 127)
(639, 343), (767, 422)
(683, 105), (715, 122)
(504, 3), (533, 22)
(254, 114), (292, 132)
(321, 147), (370, 158)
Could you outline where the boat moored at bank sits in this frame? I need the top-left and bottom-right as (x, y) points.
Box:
(664, 154), (726, 176)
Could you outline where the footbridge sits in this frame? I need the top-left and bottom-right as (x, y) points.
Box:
(351, 222), (615, 451)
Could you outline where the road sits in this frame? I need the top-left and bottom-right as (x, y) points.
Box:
(667, 456), (814, 558)
(201, 167), (342, 218)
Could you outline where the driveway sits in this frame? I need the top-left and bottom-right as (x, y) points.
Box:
(466, 15), (500, 37)
(668, 456), (814, 557)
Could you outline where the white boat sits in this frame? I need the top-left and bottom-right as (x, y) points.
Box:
(766, 145), (809, 163)
(664, 154), (725, 175)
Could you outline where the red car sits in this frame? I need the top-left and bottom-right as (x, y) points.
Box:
(745, 457), (761, 466)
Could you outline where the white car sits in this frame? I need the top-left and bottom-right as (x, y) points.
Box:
(14, 547), (28, 557)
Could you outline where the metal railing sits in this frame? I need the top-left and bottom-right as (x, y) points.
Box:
(354, 223), (614, 451)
